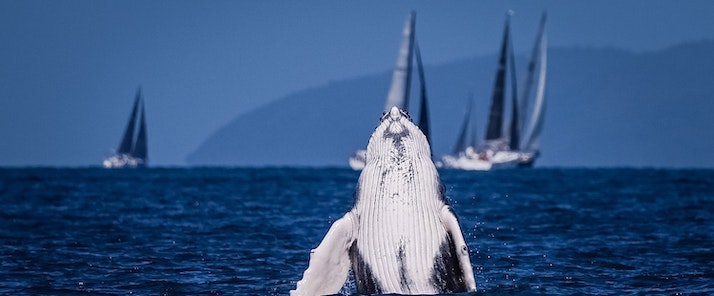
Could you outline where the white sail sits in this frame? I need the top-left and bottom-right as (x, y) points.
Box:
(383, 12), (415, 111)
(522, 29), (547, 152)
(351, 12), (419, 171)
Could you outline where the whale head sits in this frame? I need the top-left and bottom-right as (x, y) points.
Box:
(356, 106), (441, 208)
(290, 106), (476, 296)
(365, 106), (432, 166)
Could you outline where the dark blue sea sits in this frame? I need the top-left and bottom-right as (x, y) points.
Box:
(1, 168), (712, 295)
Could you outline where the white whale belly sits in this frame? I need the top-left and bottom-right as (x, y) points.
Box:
(355, 205), (447, 294)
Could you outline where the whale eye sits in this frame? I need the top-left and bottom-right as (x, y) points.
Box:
(379, 112), (386, 121)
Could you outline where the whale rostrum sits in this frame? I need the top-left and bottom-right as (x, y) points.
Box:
(292, 107), (476, 295)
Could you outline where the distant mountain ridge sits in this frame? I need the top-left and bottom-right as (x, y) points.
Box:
(187, 40), (714, 168)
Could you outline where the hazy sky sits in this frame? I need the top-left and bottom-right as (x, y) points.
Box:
(1, 0), (713, 166)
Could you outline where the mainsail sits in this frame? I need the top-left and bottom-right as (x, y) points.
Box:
(484, 15), (512, 141)
(383, 11), (416, 112)
(507, 22), (520, 151)
(117, 89), (141, 155)
(133, 98), (148, 161)
(519, 13), (547, 132)
(522, 13), (548, 153)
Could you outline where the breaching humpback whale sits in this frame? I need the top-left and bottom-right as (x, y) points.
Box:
(291, 107), (476, 295)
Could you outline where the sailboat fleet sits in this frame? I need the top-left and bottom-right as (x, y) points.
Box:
(101, 11), (546, 170)
(350, 11), (548, 171)
(103, 87), (148, 168)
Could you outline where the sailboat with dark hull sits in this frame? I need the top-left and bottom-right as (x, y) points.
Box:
(103, 88), (148, 168)
(441, 12), (547, 170)
(349, 11), (432, 170)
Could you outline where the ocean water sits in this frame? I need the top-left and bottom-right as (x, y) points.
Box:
(0, 167), (712, 295)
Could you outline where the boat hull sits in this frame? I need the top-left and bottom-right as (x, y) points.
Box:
(103, 154), (146, 169)
(440, 149), (525, 171)
(348, 150), (366, 171)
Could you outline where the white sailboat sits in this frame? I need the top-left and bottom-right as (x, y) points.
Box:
(441, 12), (547, 170)
(349, 11), (432, 170)
(103, 87), (148, 168)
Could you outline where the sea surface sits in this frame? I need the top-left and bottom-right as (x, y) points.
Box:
(1, 167), (712, 295)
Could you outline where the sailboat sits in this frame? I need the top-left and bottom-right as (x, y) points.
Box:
(440, 13), (520, 170)
(103, 87), (148, 168)
(349, 11), (432, 170)
(441, 12), (547, 170)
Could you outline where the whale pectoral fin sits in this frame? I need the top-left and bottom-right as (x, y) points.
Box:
(291, 212), (356, 296)
(440, 206), (477, 292)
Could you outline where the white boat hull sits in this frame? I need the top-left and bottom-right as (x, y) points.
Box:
(348, 150), (366, 171)
(103, 154), (145, 169)
(439, 148), (524, 171)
